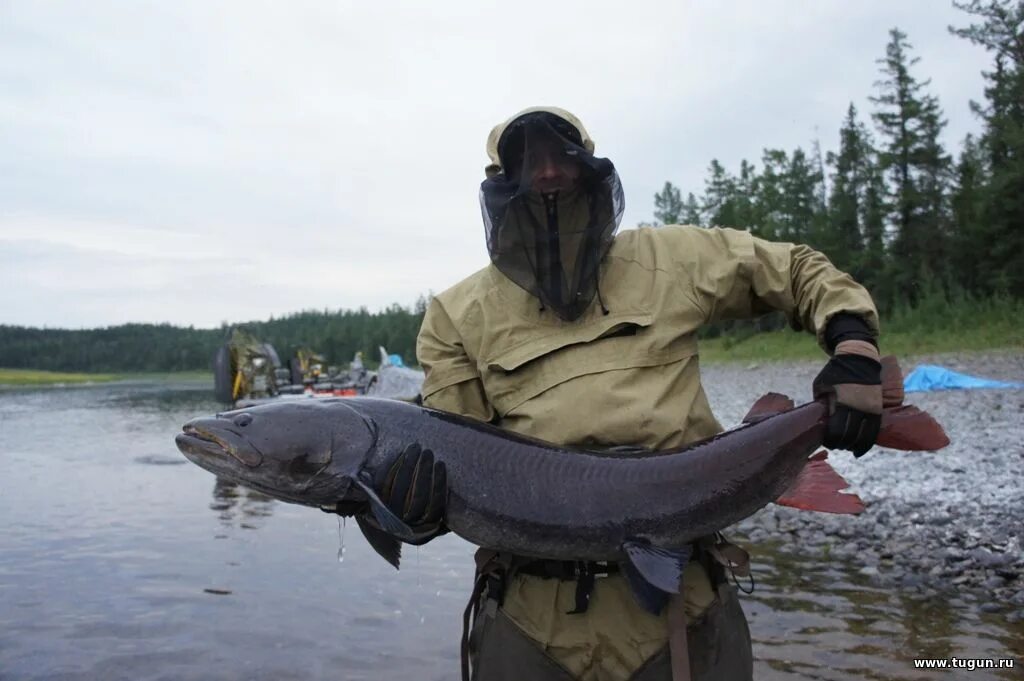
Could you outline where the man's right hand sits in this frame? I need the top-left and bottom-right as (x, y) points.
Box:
(377, 442), (448, 539)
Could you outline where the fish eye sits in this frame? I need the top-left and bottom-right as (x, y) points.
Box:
(233, 413), (253, 427)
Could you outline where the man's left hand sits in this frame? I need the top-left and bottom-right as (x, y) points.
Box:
(813, 340), (882, 457)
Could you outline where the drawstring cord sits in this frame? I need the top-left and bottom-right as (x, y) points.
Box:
(595, 275), (609, 315)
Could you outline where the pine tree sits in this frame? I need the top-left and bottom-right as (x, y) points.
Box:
(681, 192), (703, 226)
(703, 160), (739, 227)
(870, 27), (951, 299)
(755, 149), (790, 240)
(781, 148), (822, 244)
(653, 181), (684, 225)
(826, 104), (873, 274)
(950, 0), (1024, 296)
(949, 134), (990, 292)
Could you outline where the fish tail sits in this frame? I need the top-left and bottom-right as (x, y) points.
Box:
(876, 355), (951, 451)
(775, 450), (865, 514)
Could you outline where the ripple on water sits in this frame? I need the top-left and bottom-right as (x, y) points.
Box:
(1, 379), (1021, 680)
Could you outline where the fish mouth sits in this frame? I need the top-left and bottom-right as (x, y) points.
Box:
(176, 423), (264, 467)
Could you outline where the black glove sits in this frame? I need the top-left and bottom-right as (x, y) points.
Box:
(376, 443), (448, 540)
(813, 340), (882, 457)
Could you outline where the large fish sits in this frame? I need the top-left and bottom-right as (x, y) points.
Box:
(175, 356), (947, 610)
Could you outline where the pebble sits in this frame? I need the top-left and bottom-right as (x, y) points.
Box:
(702, 353), (1024, 601)
(983, 576), (1005, 590)
(978, 603), (1002, 614)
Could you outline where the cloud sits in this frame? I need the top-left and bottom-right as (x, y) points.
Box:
(0, 0), (991, 328)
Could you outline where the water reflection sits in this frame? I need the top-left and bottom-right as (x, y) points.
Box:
(0, 381), (1019, 681)
(209, 478), (276, 529)
(742, 536), (1021, 680)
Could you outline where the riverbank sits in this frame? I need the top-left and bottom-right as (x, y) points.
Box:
(0, 368), (211, 387)
(702, 350), (1024, 625)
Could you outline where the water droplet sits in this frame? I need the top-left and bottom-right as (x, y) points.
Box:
(337, 516), (346, 564)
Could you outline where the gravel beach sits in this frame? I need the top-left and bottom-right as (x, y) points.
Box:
(701, 350), (1024, 623)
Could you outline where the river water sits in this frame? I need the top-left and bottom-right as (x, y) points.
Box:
(0, 378), (1019, 680)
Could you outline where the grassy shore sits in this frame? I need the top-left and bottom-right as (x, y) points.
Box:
(0, 369), (211, 387)
(700, 294), (1024, 363)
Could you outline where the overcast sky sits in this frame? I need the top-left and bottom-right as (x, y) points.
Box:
(1, 1), (993, 329)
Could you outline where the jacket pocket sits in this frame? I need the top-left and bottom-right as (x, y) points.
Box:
(480, 312), (697, 416)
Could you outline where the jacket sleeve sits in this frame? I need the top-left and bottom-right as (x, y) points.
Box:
(416, 298), (496, 422)
(676, 226), (880, 350)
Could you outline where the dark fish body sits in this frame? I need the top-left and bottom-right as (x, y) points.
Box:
(176, 357), (948, 610)
(177, 396), (826, 560)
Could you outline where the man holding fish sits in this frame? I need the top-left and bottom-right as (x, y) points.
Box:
(362, 107), (887, 680)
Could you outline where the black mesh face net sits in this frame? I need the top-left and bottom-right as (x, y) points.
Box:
(479, 112), (624, 321)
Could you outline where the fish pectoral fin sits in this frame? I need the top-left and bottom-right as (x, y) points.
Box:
(354, 479), (416, 540)
(742, 392), (795, 424)
(356, 515), (403, 569)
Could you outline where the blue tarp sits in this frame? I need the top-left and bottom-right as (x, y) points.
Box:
(387, 354), (406, 368)
(903, 364), (1024, 392)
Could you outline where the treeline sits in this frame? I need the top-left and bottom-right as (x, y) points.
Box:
(646, 1), (1024, 311)
(0, 298), (429, 373)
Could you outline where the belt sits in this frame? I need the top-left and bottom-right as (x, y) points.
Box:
(516, 559), (619, 580)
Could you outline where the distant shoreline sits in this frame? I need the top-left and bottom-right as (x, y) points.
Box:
(4, 340), (1022, 387)
(0, 368), (212, 387)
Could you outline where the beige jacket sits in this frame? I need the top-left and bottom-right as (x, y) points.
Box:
(416, 224), (878, 679)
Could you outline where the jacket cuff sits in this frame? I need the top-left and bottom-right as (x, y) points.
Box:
(824, 313), (877, 354)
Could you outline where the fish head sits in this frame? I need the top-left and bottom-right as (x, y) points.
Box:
(175, 398), (377, 507)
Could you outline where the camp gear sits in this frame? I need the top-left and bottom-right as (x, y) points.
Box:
(479, 108), (624, 321)
(813, 339), (884, 457)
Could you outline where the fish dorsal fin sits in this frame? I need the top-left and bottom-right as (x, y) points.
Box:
(742, 392), (795, 424)
(775, 450), (865, 514)
(356, 515), (403, 569)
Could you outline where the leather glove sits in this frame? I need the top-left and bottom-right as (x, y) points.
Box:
(376, 443), (448, 541)
(813, 339), (882, 457)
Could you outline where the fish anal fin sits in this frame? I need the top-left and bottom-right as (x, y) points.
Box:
(621, 540), (692, 595)
(742, 392), (795, 424)
(881, 355), (905, 408)
(878, 405), (951, 451)
(621, 559), (670, 615)
(775, 450), (865, 515)
(355, 515), (403, 569)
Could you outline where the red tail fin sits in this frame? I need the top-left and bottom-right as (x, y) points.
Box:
(878, 406), (950, 450)
(775, 451), (865, 514)
(876, 355), (951, 451)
